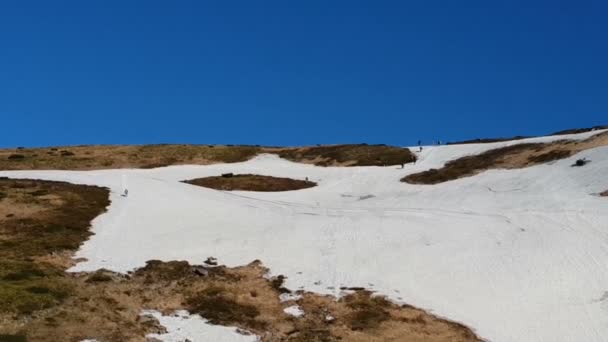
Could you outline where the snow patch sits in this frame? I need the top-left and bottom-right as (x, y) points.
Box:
(279, 293), (302, 302)
(142, 310), (259, 342)
(283, 305), (305, 318)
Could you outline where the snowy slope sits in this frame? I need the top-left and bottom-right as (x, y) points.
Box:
(2, 129), (607, 342)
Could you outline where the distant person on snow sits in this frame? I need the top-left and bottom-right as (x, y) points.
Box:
(121, 174), (128, 197)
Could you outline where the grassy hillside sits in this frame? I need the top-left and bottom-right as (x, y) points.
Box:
(0, 144), (415, 170)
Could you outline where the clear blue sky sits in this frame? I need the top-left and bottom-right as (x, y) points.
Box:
(1, 1), (606, 147)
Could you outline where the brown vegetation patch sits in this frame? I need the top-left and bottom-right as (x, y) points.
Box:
(0, 178), (112, 339)
(0, 145), (261, 171)
(24, 260), (480, 342)
(403, 131), (608, 184)
(526, 149), (573, 164)
(186, 285), (265, 329)
(273, 144), (416, 167)
(184, 174), (317, 192)
(0, 144), (415, 170)
(0, 179), (109, 260)
(343, 291), (391, 330)
(600, 190), (608, 197)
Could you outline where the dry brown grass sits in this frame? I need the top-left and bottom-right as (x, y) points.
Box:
(55, 260), (481, 342)
(272, 144), (416, 167)
(526, 149), (573, 163)
(0, 144), (415, 171)
(0, 178), (110, 260)
(403, 131), (608, 184)
(184, 174), (317, 192)
(0, 178), (113, 341)
(0, 145), (260, 171)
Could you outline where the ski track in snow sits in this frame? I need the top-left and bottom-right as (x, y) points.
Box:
(2, 129), (608, 342)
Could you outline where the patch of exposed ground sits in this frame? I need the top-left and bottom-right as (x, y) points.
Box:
(184, 174), (317, 192)
(0, 144), (415, 171)
(0, 178), (480, 342)
(0, 178), (114, 341)
(600, 190), (608, 197)
(273, 144), (416, 167)
(0, 145), (261, 171)
(403, 131), (608, 184)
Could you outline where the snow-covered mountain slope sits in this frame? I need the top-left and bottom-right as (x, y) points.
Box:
(1, 129), (607, 342)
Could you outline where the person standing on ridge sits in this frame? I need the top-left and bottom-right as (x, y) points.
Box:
(121, 174), (128, 197)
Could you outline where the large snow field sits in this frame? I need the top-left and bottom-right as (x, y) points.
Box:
(2, 129), (607, 342)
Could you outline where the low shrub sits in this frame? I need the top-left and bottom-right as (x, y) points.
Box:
(344, 292), (391, 331)
(133, 260), (192, 281)
(7, 154), (25, 161)
(270, 275), (290, 294)
(186, 286), (265, 329)
(86, 271), (114, 283)
(0, 334), (27, 342)
(527, 150), (572, 163)
(29, 189), (49, 197)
